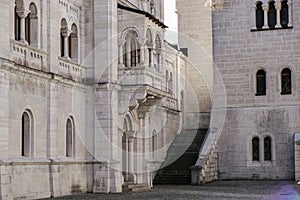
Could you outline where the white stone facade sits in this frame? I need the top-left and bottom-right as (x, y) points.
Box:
(177, 0), (300, 182)
(0, 0), (188, 199)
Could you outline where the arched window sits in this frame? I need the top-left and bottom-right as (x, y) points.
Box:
(14, 6), (21, 40)
(252, 137), (260, 161)
(281, 0), (289, 28)
(155, 34), (162, 71)
(66, 117), (75, 157)
(256, 69), (266, 96)
(256, 2), (264, 29)
(15, 0), (25, 41)
(123, 31), (140, 67)
(22, 110), (33, 157)
(146, 29), (153, 66)
(152, 130), (157, 159)
(60, 19), (68, 58)
(281, 68), (292, 95)
(264, 136), (272, 161)
(26, 3), (38, 47)
(69, 24), (79, 61)
(268, 1), (276, 29)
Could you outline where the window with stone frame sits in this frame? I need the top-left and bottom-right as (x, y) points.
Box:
(264, 136), (272, 161)
(123, 31), (140, 67)
(256, 69), (266, 96)
(281, 68), (292, 95)
(21, 110), (33, 157)
(66, 117), (75, 157)
(252, 137), (260, 161)
(253, 0), (292, 31)
(14, 1), (39, 47)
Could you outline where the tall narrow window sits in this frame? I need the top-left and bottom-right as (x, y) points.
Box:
(70, 24), (79, 61)
(256, 69), (266, 96)
(281, 68), (292, 95)
(123, 31), (140, 67)
(155, 34), (161, 71)
(66, 118), (75, 157)
(256, 2), (264, 29)
(15, 6), (21, 40)
(152, 131), (157, 159)
(22, 110), (33, 157)
(264, 136), (272, 161)
(268, 1), (276, 29)
(60, 19), (68, 58)
(281, 1), (289, 28)
(28, 3), (38, 47)
(252, 137), (260, 161)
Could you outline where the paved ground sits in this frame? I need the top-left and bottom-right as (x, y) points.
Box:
(42, 181), (300, 200)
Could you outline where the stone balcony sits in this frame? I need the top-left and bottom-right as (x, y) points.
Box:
(10, 40), (48, 71)
(58, 57), (84, 81)
(118, 65), (164, 91)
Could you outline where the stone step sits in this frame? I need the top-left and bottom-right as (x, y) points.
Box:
(122, 184), (151, 192)
(153, 128), (208, 185)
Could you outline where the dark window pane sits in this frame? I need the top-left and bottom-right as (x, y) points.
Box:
(268, 1), (276, 29)
(252, 137), (260, 161)
(256, 70), (266, 96)
(256, 2), (264, 29)
(264, 137), (272, 161)
(281, 68), (292, 95)
(281, 1), (289, 28)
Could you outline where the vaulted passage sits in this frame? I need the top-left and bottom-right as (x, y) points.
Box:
(153, 129), (208, 185)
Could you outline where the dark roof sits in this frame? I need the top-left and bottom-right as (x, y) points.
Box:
(117, 3), (168, 28)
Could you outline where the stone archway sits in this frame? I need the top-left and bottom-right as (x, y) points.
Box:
(122, 114), (136, 184)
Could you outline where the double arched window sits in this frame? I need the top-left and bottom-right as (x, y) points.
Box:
(255, 67), (292, 96)
(60, 19), (79, 62)
(15, 1), (39, 47)
(252, 136), (272, 161)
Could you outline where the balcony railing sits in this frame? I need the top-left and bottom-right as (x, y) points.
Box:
(58, 57), (83, 81)
(10, 40), (48, 71)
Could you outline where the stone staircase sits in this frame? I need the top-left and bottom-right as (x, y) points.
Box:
(122, 183), (151, 192)
(153, 128), (208, 185)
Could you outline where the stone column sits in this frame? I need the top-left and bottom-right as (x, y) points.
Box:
(275, 3), (281, 28)
(62, 29), (72, 59)
(263, 4), (269, 29)
(118, 39), (125, 67)
(16, 8), (30, 44)
(139, 40), (146, 66)
(149, 43), (155, 68)
(128, 136), (136, 182)
(288, 2), (293, 27)
(144, 45), (149, 66)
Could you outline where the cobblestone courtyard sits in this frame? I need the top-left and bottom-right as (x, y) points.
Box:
(42, 181), (300, 200)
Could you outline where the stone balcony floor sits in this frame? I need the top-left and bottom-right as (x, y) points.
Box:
(41, 181), (300, 200)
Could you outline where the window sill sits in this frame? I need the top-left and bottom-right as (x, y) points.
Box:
(251, 26), (293, 32)
(255, 94), (266, 96)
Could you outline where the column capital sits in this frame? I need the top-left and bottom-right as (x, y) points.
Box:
(16, 8), (30, 18)
(275, 3), (281, 10)
(61, 29), (72, 37)
(262, 4), (269, 11)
